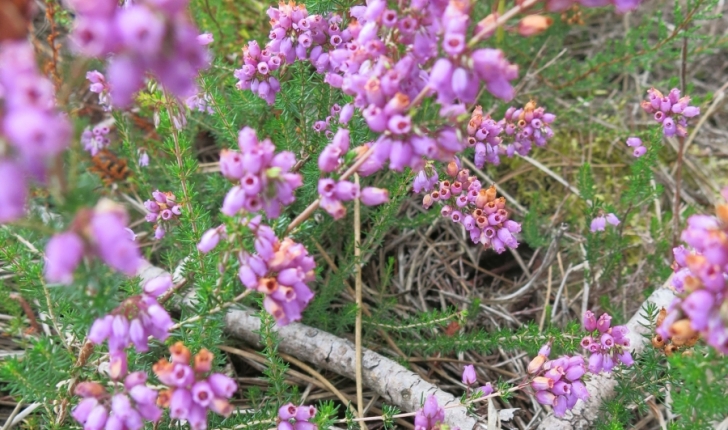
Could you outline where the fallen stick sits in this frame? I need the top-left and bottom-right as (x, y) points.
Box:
(536, 286), (676, 430)
(137, 263), (478, 429)
(224, 308), (478, 430)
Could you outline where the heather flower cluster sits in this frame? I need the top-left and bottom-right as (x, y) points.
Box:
(581, 311), (634, 373)
(317, 128), (390, 219)
(44, 199), (144, 284)
(67, 0), (211, 107)
(640, 88), (700, 138)
(421, 160), (521, 253)
(219, 127), (303, 219)
(233, 40), (282, 105)
(185, 91), (215, 114)
(277, 402), (318, 430)
(72, 370), (162, 430)
(154, 343), (237, 430)
(0, 40), (71, 223)
(467, 102), (556, 167)
(235, 0), (521, 173)
(625, 136), (646, 158)
(527, 344), (589, 418)
(590, 213), (620, 232)
(81, 124), (111, 156)
(145, 190), (183, 240)
(237, 218), (316, 325)
(88, 275), (174, 352)
(658, 188), (728, 354)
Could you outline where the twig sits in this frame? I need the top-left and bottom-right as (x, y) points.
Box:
(7, 294), (40, 335)
(538, 266), (553, 332)
(354, 174), (366, 429)
(4, 403), (40, 429)
(1, 401), (23, 430)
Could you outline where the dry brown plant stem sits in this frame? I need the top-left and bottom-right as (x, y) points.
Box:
(354, 173), (366, 429)
(8, 293), (40, 335)
(43, 0), (61, 90)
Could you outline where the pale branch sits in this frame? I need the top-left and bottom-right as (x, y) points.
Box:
(536, 285), (676, 430)
(223, 308), (479, 430)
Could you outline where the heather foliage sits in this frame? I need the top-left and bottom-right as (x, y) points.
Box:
(1, 0), (728, 428)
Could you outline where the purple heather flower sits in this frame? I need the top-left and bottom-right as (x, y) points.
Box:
(91, 211), (143, 275)
(45, 232), (85, 284)
(197, 33), (214, 45)
(144, 274), (173, 298)
(479, 382), (494, 396)
(590, 216), (606, 232)
(197, 227), (222, 253)
(462, 364), (477, 385)
(587, 353), (603, 374)
(279, 403), (297, 420)
(596, 313), (612, 333)
(535, 390), (556, 406)
(361, 187), (389, 206)
(339, 103), (354, 124)
(605, 213), (620, 226)
(583, 310), (597, 331)
(626, 137), (642, 147)
(633, 146), (647, 157)
(0, 161), (27, 223)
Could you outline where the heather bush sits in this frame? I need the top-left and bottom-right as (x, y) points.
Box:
(1, 0), (727, 429)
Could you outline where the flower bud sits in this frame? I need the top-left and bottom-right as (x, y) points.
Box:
(531, 376), (554, 391)
(596, 313), (612, 333)
(518, 15), (553, 36)
(535, 390), (556, 406)
(462, 364), (477, 385)
(583, 310), (597, 331)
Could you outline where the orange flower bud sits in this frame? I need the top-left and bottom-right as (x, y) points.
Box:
(475, 189), (490, 208)
(157, 389), (172, 407)
(75, 382), (106, 398)
(485, 185), (497, 202)
(194, 349), (214, 374)
(672, 335), (688, 347)
(683, 275), (703, 293)
(528, 354), (547, 374)
(685, 334), (700, 348)
(446, 160), (459, 178)
(669, 319), (697, 339)
(153, 358), (174, 379)
(518, 15), (553, 37)
(170, 341), (191, 364)
(664, 344), (677, 356)
(651, 334), (665, 349)
(716, 204), (728, 224)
